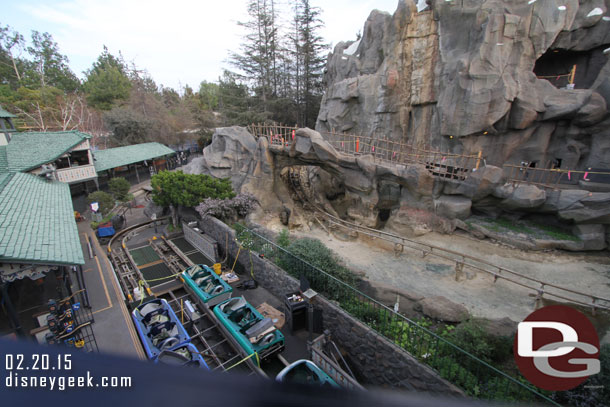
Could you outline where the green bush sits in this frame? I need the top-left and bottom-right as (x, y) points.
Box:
(151, 170), (234, 208)
(280, 238), (357, 287)
(108, 177), (131, 201)
(551, 343), (609, 406)
(89, 212), (114, 230)
(166, 223), (182, 233)
(442, 320), (498, 364)
(86, 191), (115, 215)
(276, 229), (290, 248)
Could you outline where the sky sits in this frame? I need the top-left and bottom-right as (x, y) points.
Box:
(2, 0), (401, 91)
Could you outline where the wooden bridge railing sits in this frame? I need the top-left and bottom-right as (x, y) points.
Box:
(503, 163), (610, 190)
(248, 123), (482, 181)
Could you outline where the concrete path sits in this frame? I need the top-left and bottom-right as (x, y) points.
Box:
(77, 219), (145, 360)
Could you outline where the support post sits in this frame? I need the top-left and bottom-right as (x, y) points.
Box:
(569, 64), (577, 85)
(1, 282), (24, 336)
(135, 163), (141, 184)
(308, 302), (314, 343)
(475, 151), (482, 170)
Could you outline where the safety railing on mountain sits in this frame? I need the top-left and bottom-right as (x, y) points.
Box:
(504, 163), (610, 190)
(248, 123), (483, 181)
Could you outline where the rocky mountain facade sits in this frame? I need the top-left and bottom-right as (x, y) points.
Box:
(316, 0), (610, 171)
(184, 126), (610, 251)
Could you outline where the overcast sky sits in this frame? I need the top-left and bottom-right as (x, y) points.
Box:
(3, 0), (400, 91)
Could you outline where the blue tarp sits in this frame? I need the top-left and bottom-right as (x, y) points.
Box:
(97, 226), (115, 237)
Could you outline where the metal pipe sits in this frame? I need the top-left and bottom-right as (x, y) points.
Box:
(76, 265), (91, 309)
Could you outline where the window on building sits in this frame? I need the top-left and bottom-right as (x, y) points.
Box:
(54, 150), (90, 169)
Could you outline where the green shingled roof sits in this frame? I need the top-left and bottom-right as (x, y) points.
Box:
(0, 172), (84, 265)
(7, 131), (91, 172)
(0, 106), (16, 118)
(0, 146), (7, 173)
(93, 142), (175, 172)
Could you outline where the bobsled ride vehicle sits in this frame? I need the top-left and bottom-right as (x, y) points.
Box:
(156, 342), (209, 369)
(276, 359), (340, 388)
(213, 296), (284, 360)
(132, 299), (190, 360)
(182, 264), (232, 307)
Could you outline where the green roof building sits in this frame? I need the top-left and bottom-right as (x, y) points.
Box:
(0, 104), (176, 338)
(7, 131), (91, 172)
(93, 142), (175, 173)
(0, 172), (84, 268)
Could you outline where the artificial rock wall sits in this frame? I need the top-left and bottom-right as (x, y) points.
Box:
(185, 126), (610, 251)
(317, 0), (610, 169)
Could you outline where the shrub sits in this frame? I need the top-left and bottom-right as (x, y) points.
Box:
(86, 191), (115, 215)
(280, 238), (358, 288)
(276, 229), (290, 248)
(441, 320), (496, 364)
(551, 343), (609, 406)
(151, 170), (235, 208)
(90, 212), (115, 230)
(108, 177), (131, 201)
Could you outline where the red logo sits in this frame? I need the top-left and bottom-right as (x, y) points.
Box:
(514, 305), (600, 391)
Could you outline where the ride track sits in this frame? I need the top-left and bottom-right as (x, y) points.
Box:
(104, 218), (267, 377)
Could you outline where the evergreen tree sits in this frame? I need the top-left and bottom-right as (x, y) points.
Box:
(225, 0), (328, 128)
(83, 46), (131, 110)
(293, 0), (328, 128)
(229, 0), (281, 115)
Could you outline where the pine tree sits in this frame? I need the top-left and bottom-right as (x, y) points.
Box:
(288, 0), (328, 128)
(229, 0), (281, 116)
(297, 0), (328, 128)
(83, 46), (131, 110)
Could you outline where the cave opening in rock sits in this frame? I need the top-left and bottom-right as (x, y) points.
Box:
(377, 208), (391, 229)
(534, 46), (608, 89)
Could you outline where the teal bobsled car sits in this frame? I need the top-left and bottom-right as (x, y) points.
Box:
(213, 297), (284, 360)
(276, 359), (340, 388)
(182, 264), (233, 307)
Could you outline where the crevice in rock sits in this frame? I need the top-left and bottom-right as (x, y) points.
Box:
(534, 46), (609, 89)
(376, 208), (391, 229)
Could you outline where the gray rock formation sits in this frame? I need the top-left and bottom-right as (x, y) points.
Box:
(416, 296), (470, 323)
(144, 201), (165, 219)
(434, 195), (472, 220)
(183, 126), (258, 190)
(316, 0), (610, 172)
(189, 125), (609, 251)
(571, 223), (607, 250)
(500, 184), (547, 210)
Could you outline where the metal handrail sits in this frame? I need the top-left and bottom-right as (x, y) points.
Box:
(314, 208), (610, 312)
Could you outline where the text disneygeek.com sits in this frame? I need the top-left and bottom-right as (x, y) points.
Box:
(4, 354), (131, 391)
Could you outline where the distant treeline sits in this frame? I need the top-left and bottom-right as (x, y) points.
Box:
(0, 1), (327, 147)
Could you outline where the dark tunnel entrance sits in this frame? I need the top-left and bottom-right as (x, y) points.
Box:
(377, 208), (391, 229)
(534, 46), (608, 89)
